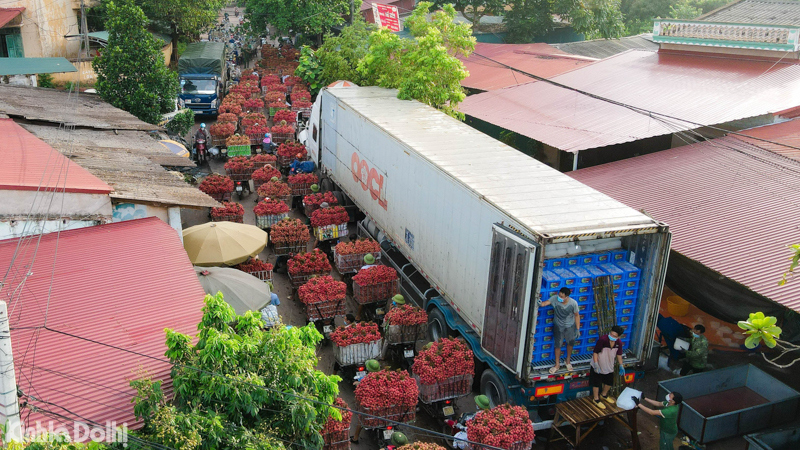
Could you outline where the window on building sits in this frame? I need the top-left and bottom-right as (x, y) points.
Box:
(0, 27), (23, 58)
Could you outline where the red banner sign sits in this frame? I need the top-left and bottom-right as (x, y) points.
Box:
(371, 3), (401, 32)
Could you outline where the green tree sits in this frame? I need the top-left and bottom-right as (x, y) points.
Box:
(621, 0), (729, 35)
(295, 46), (325, 94)
(245, 0), (353, 38)
(359, 2), (476, 118)
(432, 0), (505, 27)
(505, 0), (625, 43)
(668, 0), (702, 19)
(132, 293), (340, 449)
(93, 0), (178, 125)
(315, 17), (376, 87)
(738, 311), (800, 368)
(139, 0), (226, 62)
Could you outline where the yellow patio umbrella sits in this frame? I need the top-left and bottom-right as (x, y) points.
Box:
(183, 221), (268, 266)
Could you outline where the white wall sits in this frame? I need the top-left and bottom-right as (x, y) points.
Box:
(0, 219), (99, 240)
(112, 202), (183, 238)
(0, 190), (112, 217)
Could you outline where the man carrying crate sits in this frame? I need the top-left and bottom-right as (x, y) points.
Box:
(539, 287), (581, 373)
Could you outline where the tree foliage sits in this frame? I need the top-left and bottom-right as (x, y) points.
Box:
(93, 0), (178, 125)
(359, 2), (476, 118)
(432, 0), (505, 27)
(245, 0), (353, 38)
(782, 244), (800, 286)
(139, 0), (226, 59)
(165, 108), (196, 136)
(621, 0), (728, 35)
(295, 46), (325, 94)
(505, 0), (625, 43)
(315, 17), (376, 87)
(130, 292), (340, 450)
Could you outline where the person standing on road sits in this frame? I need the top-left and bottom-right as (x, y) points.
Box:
(636, 392), (683, 450)
(680, 324), (708, 376)
(351, 359), (382, 444)
(590, 325), (626, 409)
(539, 287), (580, 374)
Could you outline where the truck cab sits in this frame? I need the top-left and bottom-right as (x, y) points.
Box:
(178, 74), (222, 115)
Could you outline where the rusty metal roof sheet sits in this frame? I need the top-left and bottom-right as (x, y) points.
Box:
(736, 119), (800, 161)
(1, 119), (112, 194)
(459, 43), (595, 91)
(698, 0), (800, 26)
(21, 123), (219, 209)
(569, 135), (800, 312)
(0, 85), (159, 132)
(1, 217), (206, 429)
(552, 34), (658, 59)
(459, 49), (800, 153)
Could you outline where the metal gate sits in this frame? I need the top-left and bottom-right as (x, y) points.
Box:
(481, 225), (538, 373)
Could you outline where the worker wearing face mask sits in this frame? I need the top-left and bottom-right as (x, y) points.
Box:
(635, 391), (684, 450)
(539, 287), (580, 374)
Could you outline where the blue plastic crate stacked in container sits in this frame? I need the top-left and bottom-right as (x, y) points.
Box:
(533, 249), (642, 363)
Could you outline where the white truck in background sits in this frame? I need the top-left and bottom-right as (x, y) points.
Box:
(301, 86), (671, 424)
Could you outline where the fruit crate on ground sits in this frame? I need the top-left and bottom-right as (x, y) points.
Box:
(321, 429), (349, 450)
(315, 224), (348, 241)
(225, 168), (256, 182)
(385, 323), (427, 345)
(276, 154), (294, 168)
(272, 132), (293, 144)
(353, 279), (400, 305)
(333, 340), (382, 366)
(305, 298), (346, 322)
(334, 250), (381, 274)
(207, 191), (232, 202)
(415, 374), (473, 404)
(272, 240), (307, 256)
(241, 269), (273, 282)
(211, 214), (244, 224)
(467, 441), (532, 450)
(256, 213), (289, 230)
(356, 402), (416, 429)
(226, 145), (251, 157)
(288, 271), (329, 289)
(289, 180), (315, 197)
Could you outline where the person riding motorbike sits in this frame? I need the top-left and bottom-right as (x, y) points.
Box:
(451, 395), (491, 449)
(193, 123), (210, 159)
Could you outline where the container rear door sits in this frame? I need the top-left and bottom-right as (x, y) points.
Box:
(481, 225), (538, 374)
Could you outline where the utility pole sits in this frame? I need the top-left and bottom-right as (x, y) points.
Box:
(0, 301), (22, 442)
(80, 0), (90, 60)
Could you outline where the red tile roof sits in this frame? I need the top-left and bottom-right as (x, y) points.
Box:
(737, 119), (800, 162)
(460, 50), (800, 153)
(0, 218), (205, 430)
(569, 135), (800, 312)
(0, 7), (24, 28)
(459, 43), (595, 91)
(0, 119), (112, 194)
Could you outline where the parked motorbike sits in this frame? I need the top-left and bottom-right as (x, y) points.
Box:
(234, 180), (251, 199)
(385, 341), (416, 371)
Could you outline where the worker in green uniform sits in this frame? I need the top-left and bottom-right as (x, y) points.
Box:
(680, 324), (708, 375)
(636, 391), (683, 450)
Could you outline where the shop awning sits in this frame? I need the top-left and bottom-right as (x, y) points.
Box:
(0, 7), (24, 28)
(0, 57), (77, 75)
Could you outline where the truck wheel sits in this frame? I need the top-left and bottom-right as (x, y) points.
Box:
(480, 369), (508, 407)
(427, 308), (450, 342)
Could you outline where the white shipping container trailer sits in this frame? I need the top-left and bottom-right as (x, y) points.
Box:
(304, 86), (670, 418)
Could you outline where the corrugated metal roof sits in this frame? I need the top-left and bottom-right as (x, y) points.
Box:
(552, 34), (658, 59)
(737, 119), (800, 161)
(460, 49), (800, 153)
(21, 123), (219, 209)
(0, 57), (77, 76)
(0, 7), (23, 28)
(330, 87), (659, 237)
(459, 43), (595, 91)
(0, 119), (112, 194)
(0, 85), (159, 132)
(569, 136), (800, 312)
(698, 0), (800, 26)
(0, 217), (206, 429)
